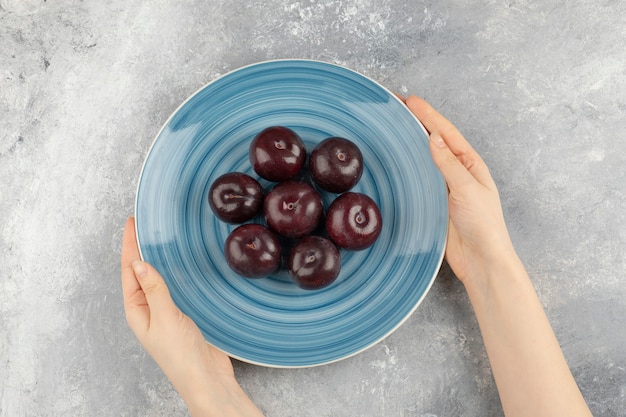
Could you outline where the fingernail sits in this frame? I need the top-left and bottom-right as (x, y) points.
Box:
(431, 132), (446, 148)
(132, 260), (147, 277)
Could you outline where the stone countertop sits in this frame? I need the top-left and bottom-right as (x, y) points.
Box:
(1, 1), (624, 416)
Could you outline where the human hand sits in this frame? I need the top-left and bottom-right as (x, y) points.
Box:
(403, 96), (593, 417)
(121, 217), (264, 417)
(403, 96), (517, 285)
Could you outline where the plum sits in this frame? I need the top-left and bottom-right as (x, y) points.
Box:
(249, 126), (306, 182)
(224, 224), (281, 278)
(208, 172), (263, 223)
(288, 236), (341, 290)
(263, 180), (323, 239)
(310, 137), (363, 193)
(326, 192), (382, 250)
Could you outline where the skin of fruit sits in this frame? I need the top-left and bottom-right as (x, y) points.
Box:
(224, 224), (281, 278)
(208, 172), (264, 224)
(310, 137), (363, 193)
(263, 180), (324, 239)
(326, 192), (382, 250)
(249, 126), (306, 182)
(288, 236), (341, 290)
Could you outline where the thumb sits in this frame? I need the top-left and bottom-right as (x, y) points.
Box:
(429, 132), (476, 191)
(132, 260), (178, 317)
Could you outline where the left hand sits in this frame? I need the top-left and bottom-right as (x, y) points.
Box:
(121, 217), (264, 416)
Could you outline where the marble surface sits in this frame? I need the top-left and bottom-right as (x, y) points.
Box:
(1, 1), (624, 416)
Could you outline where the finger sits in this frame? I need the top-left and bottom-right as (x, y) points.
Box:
(131, 260), (178, 324)
(406, 95), (480, 162)
(405, 95), (466, 147)
(407, 95), (495, 188)
(121, 217), (142, 301)
(121, 217), (149, 332)
(394, 92), (406, 103)
(429, 132), (478, 191)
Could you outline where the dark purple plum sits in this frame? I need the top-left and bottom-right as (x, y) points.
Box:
(224, 224), (281, 278)
(326, 192), (382, 250)
(208, 172), (263, 224)
(264, 180), (323, 239)
(249, 126), (306, 182)
(310, 137), (363, 193)
(289, 236), (341, 290)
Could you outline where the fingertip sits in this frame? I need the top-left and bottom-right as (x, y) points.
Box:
(429, 140), (475, 192)
(428, 132), (453, 172)
(406, 94), (427, 109)
(430, 132), (447, 149)
(122, 216), (142, 269)
(123, 217), (136, 239)
(132, 260), (147, 278)
(133, 261), (172, 300)
(123, 217), (134, 239)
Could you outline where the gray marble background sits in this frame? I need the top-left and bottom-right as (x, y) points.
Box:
(1, 0), (624, 416)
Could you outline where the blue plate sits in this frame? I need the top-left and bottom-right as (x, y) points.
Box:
(136, 60), (447, 368)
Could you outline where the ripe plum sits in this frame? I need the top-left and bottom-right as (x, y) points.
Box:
(249, 126), (306, 182)
(326, 192), (382, 250)
(289, 236), (340, 290)
(208, 172), (263, 224)
(264, 180), (323, 239)
(224, 224), (281, 278)
(310, 137), (363, 193)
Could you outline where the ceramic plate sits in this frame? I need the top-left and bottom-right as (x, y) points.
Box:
(135, 59), (447, 368)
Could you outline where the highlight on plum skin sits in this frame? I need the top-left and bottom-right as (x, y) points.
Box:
(224, 224), (281, 278)
(288, 235), (341, 290)
(263, 180), (324, 239)
(208, 172), (263, 224)
(309, 137), (363, 193)
(249, 126), (306, 182)
(326, 192), (382, 251)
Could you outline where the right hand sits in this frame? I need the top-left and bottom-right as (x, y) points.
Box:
(404, 95), (517, 285)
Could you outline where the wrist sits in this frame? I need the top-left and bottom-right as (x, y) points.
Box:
(462, 246), (526, 302)
(178, 373), (263, 417)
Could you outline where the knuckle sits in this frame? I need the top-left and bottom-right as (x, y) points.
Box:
(141, 279), (164, 295)
(445, 153), (460, 164)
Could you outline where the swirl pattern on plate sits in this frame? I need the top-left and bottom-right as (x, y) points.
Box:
(136, 60), (447, 367)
